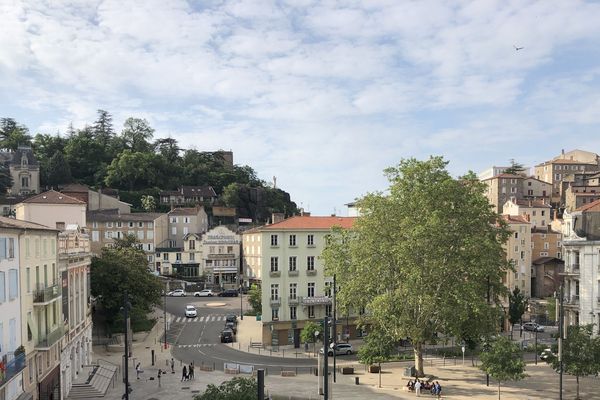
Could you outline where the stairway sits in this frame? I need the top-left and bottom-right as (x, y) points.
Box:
(67, 364), (118, 399)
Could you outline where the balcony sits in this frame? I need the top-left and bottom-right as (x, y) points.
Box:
(269, 270), (281, 278)
(565, 295), (580, 306)
(33, 284), (60, 305)
(306, 269), (317, 276)
(35, 326), (64, 349)
(0, 352), (26, 387)
(270, 297), (281, 307)
(288, 269), (299, 277)
(288, 296), (300, 305)
(301, 296), (331, 306)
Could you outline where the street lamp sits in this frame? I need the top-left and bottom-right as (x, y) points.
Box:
(120, 292), (132, 400)
(239, 274), (243, 320)
(315, 330), (320, 395)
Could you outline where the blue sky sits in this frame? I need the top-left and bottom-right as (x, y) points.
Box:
(2, 0), (600, 215)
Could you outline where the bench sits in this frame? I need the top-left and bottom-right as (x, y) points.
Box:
(225, 368), (239, 375)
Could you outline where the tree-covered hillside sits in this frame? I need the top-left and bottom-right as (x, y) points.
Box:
(0, 112), (298, 219)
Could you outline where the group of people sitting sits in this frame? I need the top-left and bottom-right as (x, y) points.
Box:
(406, 378), (442, 397)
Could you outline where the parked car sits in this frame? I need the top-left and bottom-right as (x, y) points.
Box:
(225, 314), (238, 324)
(167, 289), (186, 297)
(218, 289), (239, 297)
(220, 329), (234, 343)
(320, 343), (353, 356)
(224, 321), (237, 334)
(194, 289), (214, 297)
(185, 305), (197, 318)
(522, 322), (544, 332)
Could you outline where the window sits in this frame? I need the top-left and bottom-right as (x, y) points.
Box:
(308, 306), (315, 318)
(289, 283), (297, 299)
(147, 243), (153, 251)
(105, 231), (113, 239)
(8, 238), (14, 258)
(272, 308), (279, 321)
(270, 284), (279, 300)
(557, 252), (561, 259)
(8, 269), (18, 300)
(138, 222), (144, 228)
(510, 187), (517, 193)
(289, 256), (297, 271)
(116, 221), (122, 228)
(270, 257), (279, 272)
(0, 271), (5, 302)
(290, 306), (297, 320)
(184, 217), (190, 224)
(520, 251), (525, 260)
(137, 231), (144, 240)
(22, 176), (29, 187)
(271, 234), (278, 246)
(227, 246), (233, 253)
(307, 234), (314, 246)
(190, 253), (195, 261)
(171, 227), (177, 235)
(0, 238), (5, 259)
(544, 242), (549, 250)
(289, 235), (296, 246)
(148, 222), (154, 229)
(514, 232), (518, 239)
(176, 253), (182, 261)
(307, 256), (315, 271)
(514, 245), (518, 252)
(189, 240), (195, 250)
(163, 253), (168, 261)
(26, 268), (30, 293)
(129, 222), (135, 228)
(148, 255), (154, 263)
(326, 305), (332, 317)
(147, 231), (154, 239)
(106, 222), (113, 228)
(555, 173), (561, 180)
(92, 231), (99, 242)
(308, 282), (315, 297)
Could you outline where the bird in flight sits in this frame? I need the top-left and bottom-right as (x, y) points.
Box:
(514, 45), (524, 51)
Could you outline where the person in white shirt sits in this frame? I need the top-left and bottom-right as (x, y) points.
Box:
(414, 379), (422, 397)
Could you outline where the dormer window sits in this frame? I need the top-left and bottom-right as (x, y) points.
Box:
(21, 155), (28, 167)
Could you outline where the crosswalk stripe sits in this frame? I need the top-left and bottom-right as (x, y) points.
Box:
(199, 316), (205, 322)
(193, 317), (198, 322)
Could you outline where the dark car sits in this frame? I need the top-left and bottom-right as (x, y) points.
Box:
(224, 321), (237, 334)
(225, 314), (238, 324)
(220, 329), (234, 343)
(218, 289), (239, 297)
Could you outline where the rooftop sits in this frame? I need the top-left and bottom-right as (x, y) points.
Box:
(575, 198), (600, 212)
(168, 207), (202, 216)
(261, 215), (356, 230)
(87, 209), (165, 222)
(501, 215), (530, 224)
(21, 190), (85, 205)
(0, 216), (57, 231)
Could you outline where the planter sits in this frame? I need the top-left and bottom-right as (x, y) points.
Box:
(368, 365), (380, 373)
(341, 367), (354, 375)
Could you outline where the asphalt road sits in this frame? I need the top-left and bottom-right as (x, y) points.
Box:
(160, 294), (318, 374)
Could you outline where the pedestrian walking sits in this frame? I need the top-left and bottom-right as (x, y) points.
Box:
(135, 363), (141, 380)
(171, 358), (175, 373)
(414, 378), (421, 397)
(189, 362), (194, 380)
(182, 365), (187, 381)
(157, 369), (162, 387)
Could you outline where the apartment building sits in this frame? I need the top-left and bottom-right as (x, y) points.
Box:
(247, 216), (357, 348)
(202, 226), (240, 289)
(86, 209), (168, 270)
(478, 166), (511, 181)
(166, 207), (208, 248)
(0, 145), (40, 196)
(60, 183), (132, 213)
(58, 226), (92, 398)
(531, 227), (563, 299)
(523, 177), (551, 200)
(242, 228), (262, 284)
(0, 223), (25, 400)
(503, 198), (552, 229)
(156, 233), (203, 278)
(561, 200), (600, 334)
(159, 186), (217, 206)
(482, 174), (525, 213)
(502, 215), (532, 297)
(15, 190), (87, 230)
(561, 171), (600, 212)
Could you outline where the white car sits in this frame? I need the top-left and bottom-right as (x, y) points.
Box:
(194, 289), (214, 297)
(168, 289), (186, 297)
(185, 305), (197, 318)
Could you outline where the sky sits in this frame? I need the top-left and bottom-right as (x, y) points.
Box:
(2, 0), (600, 216)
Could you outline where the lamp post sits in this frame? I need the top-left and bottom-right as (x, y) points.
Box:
(332, 274), (337, 383)
(558, 283), (564, 400)
(121, 292), (132, 400)
(534, 327), (538, 365)
(315, 330), (320, 395)
(163, 281), (168, 349)
(239, 274), (244, 320)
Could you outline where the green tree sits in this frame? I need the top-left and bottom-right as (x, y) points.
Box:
(300, 321), (321, 348)
(121, 117), (154, 153)
(508, 287), (528, 338)
(504, 159), (526, 175)
(90, 235), (161, 332)
(33, 133), (69, 186)
(104, 151), (156, 190)
(247, 284), (261, 315)
(194, 376), (257, 400)
(357, 329), (397, 388)
(480, 336), (526, 400)
(64, 126), (105, 186)
(141, 195), (156, 212)
(545, 324), (600, 399)
(46, 151), (72, 187)
(323, 158), (511, 376)
(0, 118), (32, 150)
(93, 109), (115, 147)
(0, 164), (13, 194)
(546, 297), (556, 322)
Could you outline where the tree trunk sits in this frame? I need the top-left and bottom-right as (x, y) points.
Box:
(576, 375), (579, 399)
(378, 362), (382, 388)
(414, 342), (424, 377)
(498, 381), (501, 400)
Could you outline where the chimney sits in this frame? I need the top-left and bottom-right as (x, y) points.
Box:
(271, 213), (285, 224)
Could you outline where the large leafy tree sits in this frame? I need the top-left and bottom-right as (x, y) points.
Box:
(64, 126), (105, 186)
(480, 336), (526, 400)
(503, 159), (526, 176)
(508, 287), (528, 338)
(545, 324), (600, 399)
(0, 118), (32, 150)
(90, 235), (161, 331)
(323, 157), (511, 376)
(121, 117), (154, 153)
(247, 284), (262, 315)
(33, 133), (69, 186)
(46, 151), (72, 187)
(104, 151), (159, 190)
(194, 377), (257, 400)
(300, 321), (321, 346)
(0, 164), (13, 194)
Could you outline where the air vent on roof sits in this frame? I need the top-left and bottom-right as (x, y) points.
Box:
(58, 196), (63, 199)
(42, 196), (47, 199)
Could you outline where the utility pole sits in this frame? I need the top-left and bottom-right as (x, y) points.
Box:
(323, 317), (329, 400)
(332, 274), (337, 383)
(122, 291), (132, 400)
(558, 283), (564, 400)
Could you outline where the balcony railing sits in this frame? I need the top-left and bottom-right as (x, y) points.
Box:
(270, 297), (281, 307)
(288, 270), (299, 277)
(288, 296), (299, 305)
(0, 352), (26, 387)
(301, 296), (331, 306)
(35, 326), (64, 349)
(306, 269), (317, 276)
(269, 270), (281, 278)
(566, 295), (580, 305)
(33, 284), (60, 304)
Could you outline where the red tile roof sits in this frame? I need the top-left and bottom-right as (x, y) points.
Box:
(262, 216), (356, 230)
(511, 199), (551, 208)
(168, 207), (202, 216)
(482, 174), (524, 181)
(21, 190), (85, 205)
(501, 215), (530, 224)
(0, 216), (57, 231)
(575, 198), (600, 212)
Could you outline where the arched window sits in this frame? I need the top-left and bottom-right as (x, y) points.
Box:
(21, 155), (28, 167)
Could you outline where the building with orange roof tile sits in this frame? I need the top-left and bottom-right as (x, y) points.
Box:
(503, 198), (552, 229)
(242, 215), (359, 347)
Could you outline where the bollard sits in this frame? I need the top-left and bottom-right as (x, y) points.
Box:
(355, 377), (359, 385)
(151, 350), (155, 366)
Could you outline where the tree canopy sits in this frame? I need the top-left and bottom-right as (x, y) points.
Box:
(323, 157), (511, 376)
(480, 336), (526, 400)
(508, 287), (528, 335)
(194, 377), (257, 400)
